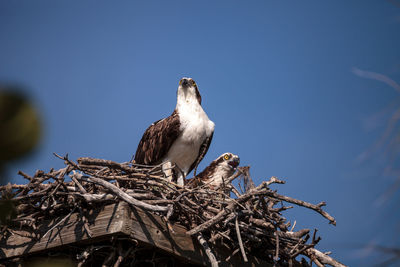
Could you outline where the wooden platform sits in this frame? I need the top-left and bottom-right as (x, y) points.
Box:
(0, 202), (270, 266)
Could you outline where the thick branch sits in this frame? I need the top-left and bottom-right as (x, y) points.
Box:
(306, 248), (348, 267)
(73, 172), (168, 212)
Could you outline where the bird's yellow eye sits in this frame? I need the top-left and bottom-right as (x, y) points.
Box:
(192, 80), (196, 87)
(179, 79), (182, 85)
(224, 154), (230, 160)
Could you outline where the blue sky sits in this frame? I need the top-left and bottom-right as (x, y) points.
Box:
(1, 1), (400, 265)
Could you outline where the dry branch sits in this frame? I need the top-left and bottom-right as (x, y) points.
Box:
(72, 172), (168, 212)
(197, 232), (219, 267)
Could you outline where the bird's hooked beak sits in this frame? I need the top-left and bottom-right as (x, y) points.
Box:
(177, 77), (201, 105)
(180, 78), (190, 88)
(228, 156), (240, 169)
(179, 77), (191, 89)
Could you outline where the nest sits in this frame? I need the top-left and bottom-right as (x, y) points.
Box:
(0, 154), (346, 267)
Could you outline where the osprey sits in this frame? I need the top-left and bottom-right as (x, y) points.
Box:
(186, 153), (240, 190)
(134, 77), (215, 186)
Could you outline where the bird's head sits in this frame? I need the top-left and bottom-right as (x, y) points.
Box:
(218, 152), (240, 170)
(189, 152), (240, 189)
(177, 77), (202, 105)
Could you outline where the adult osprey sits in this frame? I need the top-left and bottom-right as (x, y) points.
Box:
(134, 77), (215, 186)
(186, 153), (240, 190)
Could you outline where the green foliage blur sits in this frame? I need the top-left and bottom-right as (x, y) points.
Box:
(0, 89), (41, 166)
(0, 87), (42, 225)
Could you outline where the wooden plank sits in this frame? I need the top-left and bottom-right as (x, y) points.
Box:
(126, 205), (269, 267)
(0, 202), (271, 266)
(0, 202), (131, 259)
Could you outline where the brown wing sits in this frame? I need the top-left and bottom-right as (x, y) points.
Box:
(188, 131), (214, 176)
(196, 155), (222, 180)
(186, 154), (221, 188)
(134, 111), (180, 165)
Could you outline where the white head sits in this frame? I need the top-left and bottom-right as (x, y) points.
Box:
(212, 152), (240, 174)
(176, 77), (202, 106)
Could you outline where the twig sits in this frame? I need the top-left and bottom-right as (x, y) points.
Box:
(42, 207), (76, 238)
(17, 171), (32, 181)
(235, 216), (248, 262)
(187, 186), (262, 235)
(197, 232), (218, 267)
(265, 190), (336, 225)
(266, 176), (285, 186)
(306, 248), (348, 267)
(71, 176), (87, 194)
(73, 172), (168, 212)
(113, 242), (133, 267)
(274, 231), (280, 264)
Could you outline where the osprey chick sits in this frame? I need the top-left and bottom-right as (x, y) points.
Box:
(186, 153), (240, 190)
(134, 78), (215, 186)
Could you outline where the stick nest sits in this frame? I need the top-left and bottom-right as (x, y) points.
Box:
(0, 154), (346, 267)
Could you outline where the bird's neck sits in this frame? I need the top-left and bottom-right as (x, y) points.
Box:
(176, 88), (202, 113)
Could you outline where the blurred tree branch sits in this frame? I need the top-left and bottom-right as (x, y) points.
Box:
(353, 68), (400, 266)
